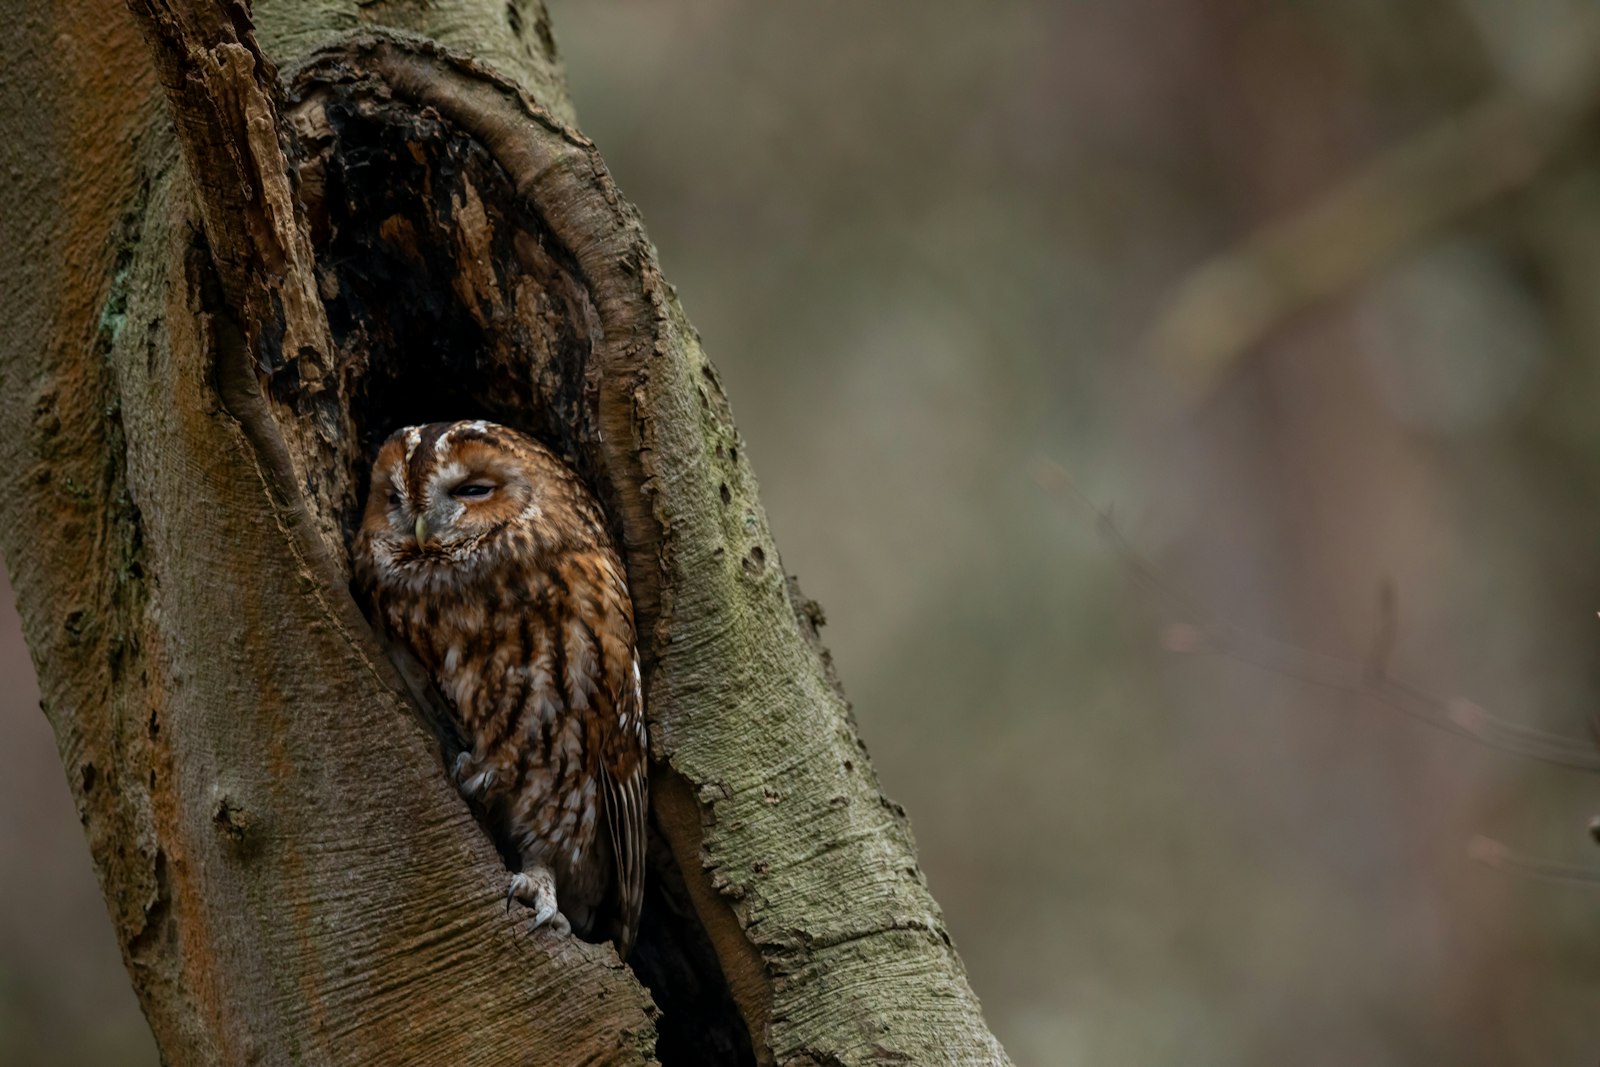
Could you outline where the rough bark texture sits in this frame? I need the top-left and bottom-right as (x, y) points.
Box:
(0, 1), (1012, 1064)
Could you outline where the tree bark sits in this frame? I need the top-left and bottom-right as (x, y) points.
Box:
(0, 1), (1012, 1065)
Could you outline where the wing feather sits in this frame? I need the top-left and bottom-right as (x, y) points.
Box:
(600, 650), (648, 956)
(572, 549), (649, 958)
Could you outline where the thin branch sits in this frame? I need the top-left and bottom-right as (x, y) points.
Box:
(1035, 459), (1600, 885)
(1033, 458), (1600, 772)
(1468, 836), (1600, 887)
(1143, 14), (1600, 400)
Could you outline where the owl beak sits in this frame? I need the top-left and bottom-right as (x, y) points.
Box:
(414, 515), (430, 546)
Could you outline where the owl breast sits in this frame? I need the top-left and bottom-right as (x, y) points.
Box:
(386, 562), (614, 930)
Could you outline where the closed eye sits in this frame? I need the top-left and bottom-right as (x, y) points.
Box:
(451, 481), (496, 499)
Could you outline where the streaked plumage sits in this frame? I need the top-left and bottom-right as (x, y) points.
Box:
(353, 420), (647, 955)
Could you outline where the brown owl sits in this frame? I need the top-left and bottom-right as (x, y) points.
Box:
(353, 419), (647, 955)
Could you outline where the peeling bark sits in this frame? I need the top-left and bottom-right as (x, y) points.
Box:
(0, 1), (1012, 1064)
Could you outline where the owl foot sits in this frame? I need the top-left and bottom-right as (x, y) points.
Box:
(506, 867), (570, 935)
(452, 751), (496, 800)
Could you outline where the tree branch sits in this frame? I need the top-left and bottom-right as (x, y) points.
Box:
(1145, 16), (1600, 399)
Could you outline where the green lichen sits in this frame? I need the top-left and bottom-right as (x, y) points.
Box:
(96, 261), (133, 349)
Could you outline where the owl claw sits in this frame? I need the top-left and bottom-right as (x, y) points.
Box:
(453, 751), (495, 799)
(506, 867), (566, 933)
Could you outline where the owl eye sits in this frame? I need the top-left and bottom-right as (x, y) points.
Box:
(451, 481), (496, 500)
(387, 491), (402, 507)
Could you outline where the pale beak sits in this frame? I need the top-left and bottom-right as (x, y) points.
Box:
(414, 515), (429, 545)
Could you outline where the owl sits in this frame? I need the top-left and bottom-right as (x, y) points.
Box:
(353, 419), (647, 955)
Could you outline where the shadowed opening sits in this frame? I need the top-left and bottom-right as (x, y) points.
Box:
(293, 81), (601, 540)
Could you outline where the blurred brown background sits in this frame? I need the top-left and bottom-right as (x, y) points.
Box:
(6, 1), (1600, 1063)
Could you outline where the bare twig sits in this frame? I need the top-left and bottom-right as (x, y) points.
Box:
(1035, 458), (1600, 885)
(1469, 836), (1600, 887)
(1367, 578), (1397, 683)
(1144, 14), (1600, 399)
(1033, 458), (1600, 772)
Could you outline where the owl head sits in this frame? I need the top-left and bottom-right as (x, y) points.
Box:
(356, 420), (592, 588)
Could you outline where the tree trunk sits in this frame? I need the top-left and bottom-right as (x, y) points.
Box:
(0, 1), (1011, 1064)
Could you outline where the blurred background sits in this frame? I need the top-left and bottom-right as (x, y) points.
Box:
(6, 0), (1600, 1063)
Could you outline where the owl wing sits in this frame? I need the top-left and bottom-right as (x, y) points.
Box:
(600, 650), (648, 956)
(564, 548), (649, 957)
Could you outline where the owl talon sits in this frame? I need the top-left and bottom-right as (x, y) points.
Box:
(507, 868), (563, 931)
(453, 751), (495, 799)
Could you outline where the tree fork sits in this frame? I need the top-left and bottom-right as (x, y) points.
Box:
(0, 1), (1012, 1063)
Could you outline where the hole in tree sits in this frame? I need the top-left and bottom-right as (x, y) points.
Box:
(286, 74), (754, 1065)
(294, 87), (604, 541)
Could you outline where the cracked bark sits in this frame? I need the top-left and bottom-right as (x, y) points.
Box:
(0, 1), (1013, 1064)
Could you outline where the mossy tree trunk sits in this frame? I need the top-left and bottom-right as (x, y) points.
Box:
(0, 1), (1012, 1064)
